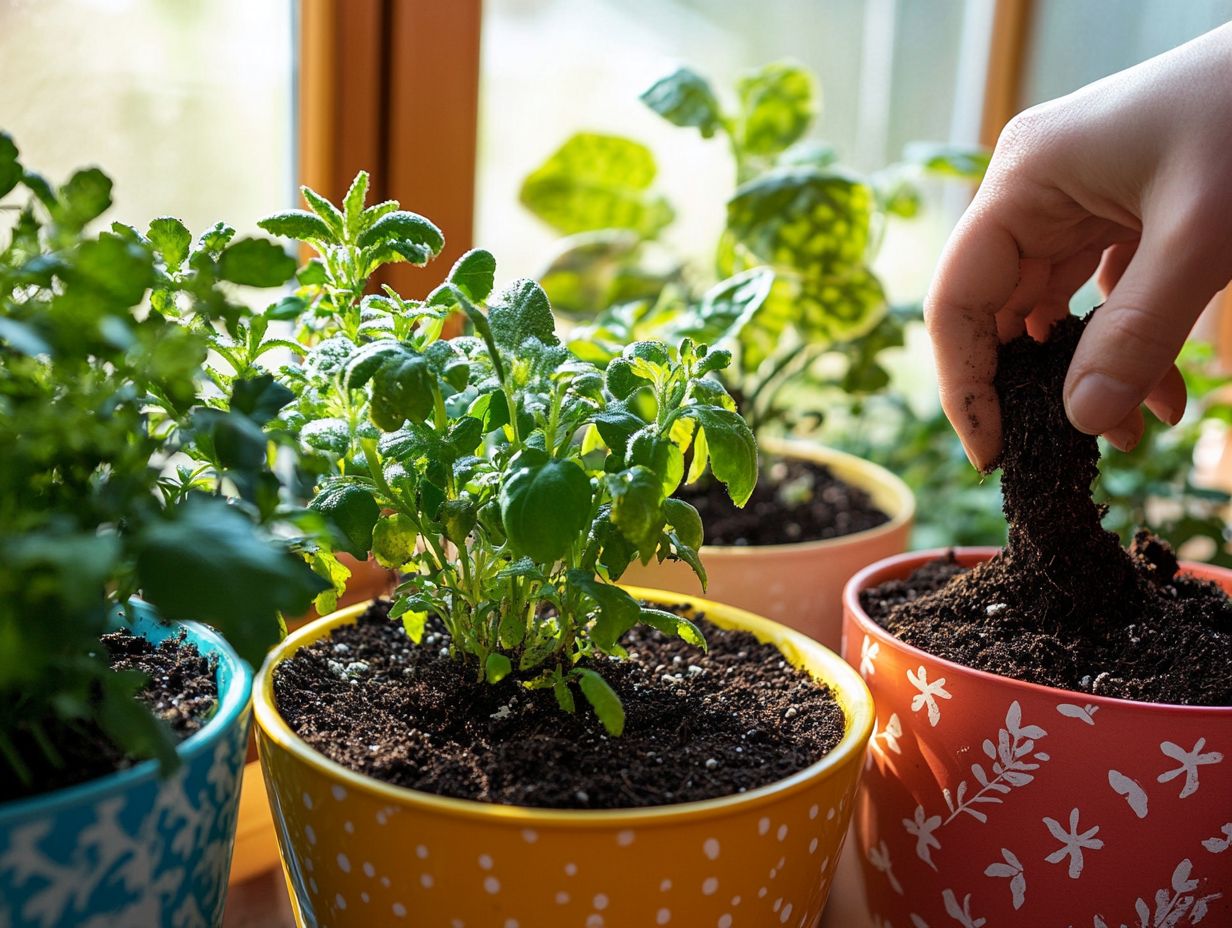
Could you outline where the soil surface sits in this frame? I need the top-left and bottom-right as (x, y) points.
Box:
(677, 455), (889, 546)
(1, 629), (218, 802)
(861, 314), (1232, 706)
(273, 600), (846, 809)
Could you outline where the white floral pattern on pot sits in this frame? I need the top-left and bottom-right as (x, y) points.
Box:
(844, 578), (1232, 928)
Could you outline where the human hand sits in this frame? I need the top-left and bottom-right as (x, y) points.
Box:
(925, 23), (1232, 471)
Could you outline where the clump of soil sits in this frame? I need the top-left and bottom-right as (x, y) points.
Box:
(273, 601), (845, 809)
(1, 629), (218, 802)
(677, 455), (889, 546)
(862, 314), (1231, 706)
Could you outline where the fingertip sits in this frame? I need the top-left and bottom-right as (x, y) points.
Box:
(1103, 407), (1145, 453)
(1064, 370), (1142, 436)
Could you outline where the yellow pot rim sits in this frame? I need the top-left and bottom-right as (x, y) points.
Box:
(254, 585), (874, 828)
(697, 438), (915, 556)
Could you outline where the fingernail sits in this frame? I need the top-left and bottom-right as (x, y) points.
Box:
(1104, 424), (1141, 453)
(1155, 401), (1184, 427)
(1065, 372), (1141, 435)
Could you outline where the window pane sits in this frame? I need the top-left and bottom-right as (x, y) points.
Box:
(477, 0), (973, 297)
(1022, 0), (1232, 106)
(0, 0), (296, 232)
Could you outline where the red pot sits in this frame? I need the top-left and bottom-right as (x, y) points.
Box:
(841, 548), (1232, 928)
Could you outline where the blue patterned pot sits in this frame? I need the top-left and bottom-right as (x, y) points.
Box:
(0, 602), (252, 928)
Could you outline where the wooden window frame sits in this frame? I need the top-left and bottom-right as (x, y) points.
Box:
(297, 0), (482, 297)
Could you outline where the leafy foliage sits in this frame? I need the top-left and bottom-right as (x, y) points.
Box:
(519, 60), (987, 435)
(0, 134), (328, 790)
(268, 178), (757, 735)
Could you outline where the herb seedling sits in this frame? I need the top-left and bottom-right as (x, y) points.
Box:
(521, 60), (988, 434)
(0, 133), (326, 791)
(260, 177), (758, 734)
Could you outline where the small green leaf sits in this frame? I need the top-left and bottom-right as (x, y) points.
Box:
(575, 668), (625, 736)
(258, 209), (335, 243)
(485, 652), (512, 684)
(567, 570), (641, 651)
(904, 142), (991, 180)
(343, 171), (370, 236)
(218, 238), (298, 287)
(300, 185), (345, 239)
(301, 418), (351, 455)
(639, 607), (707, 650)
(310, 482), (380, 560)
(439, 498), (477, 545)
(663, 498), (703, 549)
(448, 248), (497, 302)
(679, 405), (758, 506)
(357, 210), (445, 255)
(0, 132), (20, 198)
(147, 217), (192, 271)
(371, 353), (435, 430)
(372, 513), (419, 568)
(230, 374), (294, 425)
(554, 679), (576, 713)
(399, 604), (429, 643)
(735, 61), (817, 157)
(520, 132), (674, 237)
(607, 465), (665, 548)
(57, 167), (113, 228)
(500, 456), (593, 563)
(641, 67), (723, 138)
(488, 278), (559, 349)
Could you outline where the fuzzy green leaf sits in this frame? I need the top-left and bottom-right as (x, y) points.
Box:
(357, 210), (445, 255)
(310, 482), (380, 560)
(300, 185), (345, 239)
(448, 248), (497, 302)
(218, 238), (298, 287)
(147, 217), (192, 271)
(488, 278), (559, 349)
(500, 456), (593, 563)
(258, 209), (335, 243)
(343, 171), (370, 236)
(372, 513), (419, 569)
(371, 353), (435, 430)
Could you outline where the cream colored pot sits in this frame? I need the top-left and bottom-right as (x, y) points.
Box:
(621, 439), (914, 651)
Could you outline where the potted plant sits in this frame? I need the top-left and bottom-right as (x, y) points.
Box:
(251, 182), (875, 925)
(842, 315), (1231, 926)
(515, 61), (993, 647)
(0, 136), (327, 926)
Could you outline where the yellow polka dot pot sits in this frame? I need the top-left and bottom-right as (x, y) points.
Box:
(253, 587), (874, 928)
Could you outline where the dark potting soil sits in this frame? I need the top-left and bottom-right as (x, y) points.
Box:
(676, 455), (889, 546)
(861, 314), (1232, 706)
(0, 630), (218, 803)
(273, 600), (846, 809)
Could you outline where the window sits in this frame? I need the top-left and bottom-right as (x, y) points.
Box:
(0, 0), (296, 233)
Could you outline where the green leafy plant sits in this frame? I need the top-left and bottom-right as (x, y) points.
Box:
(520, 60), (988, 435)
(0, 134), (327, 791)
(259, 177), (758, 734)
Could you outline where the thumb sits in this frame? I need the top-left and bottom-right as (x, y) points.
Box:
(1064, 223), (1227, 436)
